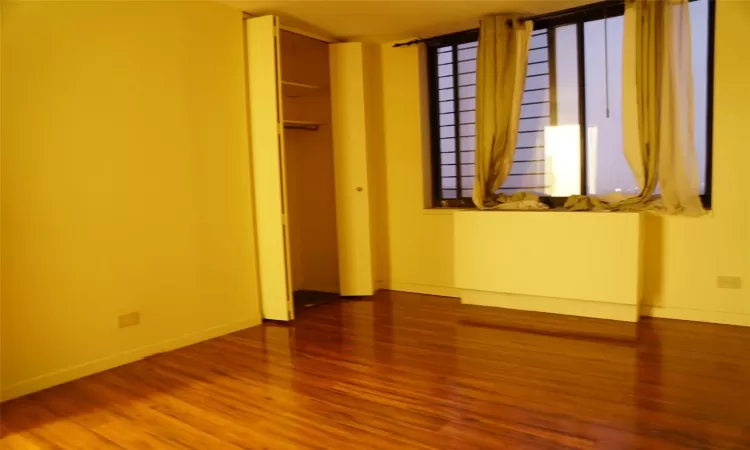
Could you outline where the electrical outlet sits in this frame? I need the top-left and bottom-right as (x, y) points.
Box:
(118, 312), (140, 328)
(717, 276), (742, 290)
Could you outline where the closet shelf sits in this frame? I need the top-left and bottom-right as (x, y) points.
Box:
(281, 81), (325, 98)
(284, 120), (320, 131)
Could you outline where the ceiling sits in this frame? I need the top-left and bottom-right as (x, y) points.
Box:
(224, 0), (595, 42)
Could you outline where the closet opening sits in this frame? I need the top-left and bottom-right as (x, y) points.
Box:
(279, 29), (342, 314)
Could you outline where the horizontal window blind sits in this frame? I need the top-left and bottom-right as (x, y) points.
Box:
(432, 29), (551, 201)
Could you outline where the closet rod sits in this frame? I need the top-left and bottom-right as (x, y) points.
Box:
(284, 123), (319, 131)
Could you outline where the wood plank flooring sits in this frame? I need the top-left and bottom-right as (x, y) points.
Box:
(2, 291), (750, 449)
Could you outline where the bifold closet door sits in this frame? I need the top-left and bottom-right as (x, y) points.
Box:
(245, 15), (294, 320)
(329, 43), (375, 296)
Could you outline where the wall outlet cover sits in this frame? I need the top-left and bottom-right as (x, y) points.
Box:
(118, 312), (141, 328)
(717, 276), (742, 290)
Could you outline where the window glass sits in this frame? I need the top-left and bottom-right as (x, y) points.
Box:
(583, 15), (636, 195)
(583, 1), (709, 195)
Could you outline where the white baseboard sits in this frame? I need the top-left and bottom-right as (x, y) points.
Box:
(386, 283), (749, 327)
(461, 289), (639, 322)
(641, 305), (750, 327)
(388, 282), (460, 298)
(0, 318), (259, 402)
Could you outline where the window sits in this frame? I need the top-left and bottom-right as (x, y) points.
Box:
(426, 0), (715, 207)
(427, 37), (480, 201)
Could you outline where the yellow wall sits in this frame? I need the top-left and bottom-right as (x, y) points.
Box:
(641, 0), (750, 324)
(379, 0), (750, 325)
(1, 1), (261, 400)
(455, 211), (642, 305)
(381, 44), (456, 297)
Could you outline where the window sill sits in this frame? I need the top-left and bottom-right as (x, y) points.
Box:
(422, 208), (461, 215)
(448, 208), (713, 218)
(426, 206), (642, 215)
(430, 194), (712, 213)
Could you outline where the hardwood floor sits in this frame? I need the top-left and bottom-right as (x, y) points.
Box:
(2, 291), (750, 449)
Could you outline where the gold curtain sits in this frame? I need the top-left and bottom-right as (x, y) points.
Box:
(656, 0), (704, 215)
(565, 0), (704, 215)
(473, 16), (541, 210)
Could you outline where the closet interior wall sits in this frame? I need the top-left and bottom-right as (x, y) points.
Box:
(280, 30), (340, 294)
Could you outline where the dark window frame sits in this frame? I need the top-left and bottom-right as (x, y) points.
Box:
(426, 0), (715, 209)
(426, 31), (479, 207)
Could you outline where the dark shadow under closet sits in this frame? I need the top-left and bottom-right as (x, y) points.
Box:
(293, 290), (341, 311)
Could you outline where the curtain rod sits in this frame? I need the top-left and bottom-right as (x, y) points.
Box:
(392, 0), (624, 48)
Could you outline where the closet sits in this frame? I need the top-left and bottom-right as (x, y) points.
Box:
(280, 30), (339, 309)
(245, 16), (384, 321)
